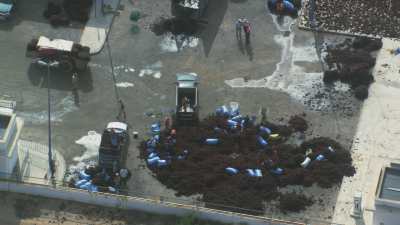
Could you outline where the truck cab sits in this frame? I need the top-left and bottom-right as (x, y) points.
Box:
(175, 73), (199, 125)
(0, 0), (15, 20)
(98, 122), (129, 172)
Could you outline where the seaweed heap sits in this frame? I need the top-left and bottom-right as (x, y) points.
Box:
(323, 37), (382, 100)
(140, 106), (355, 214)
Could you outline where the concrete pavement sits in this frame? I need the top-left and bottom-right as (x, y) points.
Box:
(18, 139), (66, 184)
(80, 0), (121, 54)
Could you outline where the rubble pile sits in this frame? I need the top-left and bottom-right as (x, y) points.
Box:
(139, 104), (355, 214)
(43, 0), (93, 26)
(323, 37), (382, 100)
(63, 0), (93, 23)
(303, 0), (400, 38)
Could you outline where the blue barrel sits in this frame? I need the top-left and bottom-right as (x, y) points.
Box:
(225, 167), (239, 175)
(231, 115), (244, 122)
(205, 138), (219, 145)
(316, 154), (325, 161)
(254, 169), (263, 177)
(227, 120), (238, 128)
(151, 123), (161, 134)
(146, 140), (155, 148)
(157, 159), (168, 167)
(148, 152), (158, 159)
(271, 167), (284, 175)
(246, 169), (256, 177)
(257, 136), (268, 147)
(147, 156), (160, 165)
(153, 135), (160, 142)
(79, 171), (91, 180)
(259, 126), (272, 135)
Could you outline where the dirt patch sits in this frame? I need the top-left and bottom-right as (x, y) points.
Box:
(288, 115), (308, 132)
(139, 112), (355, 214)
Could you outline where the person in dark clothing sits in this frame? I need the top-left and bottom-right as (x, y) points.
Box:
(243, 20), (251, 45)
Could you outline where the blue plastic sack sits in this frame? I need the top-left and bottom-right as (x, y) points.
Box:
(147, 156), (160, 165)
(259, 126), (272, 135)
(89, 184), (98, 192)
(254, 169), (263, 177)
(80, 181), (92, 190)
(257, 136), (268, 147)
(79, 171), (91, 180)
(205, 138), (219, 145)
(225, 167), (239, 175)
(75, 179), (87, 187)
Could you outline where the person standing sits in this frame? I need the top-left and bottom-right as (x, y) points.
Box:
(243, 20), (251, 45)
(235, 18), (244, 41)
(117, 99), (127, 122)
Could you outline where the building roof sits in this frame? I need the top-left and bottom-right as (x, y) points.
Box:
(379, 166), (400, 202)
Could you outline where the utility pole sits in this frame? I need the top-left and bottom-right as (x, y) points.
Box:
(38, 60), (59, 179)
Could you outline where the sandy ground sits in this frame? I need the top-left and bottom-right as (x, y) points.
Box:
(0, 191), (229, 225)
(331, 39), (400, 225)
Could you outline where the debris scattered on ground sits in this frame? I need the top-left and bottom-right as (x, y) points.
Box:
(139, 104), (355, 214)
(288, 115), (308, 132)
(323, 37), (382, 100)
(278, 192), (314, 213)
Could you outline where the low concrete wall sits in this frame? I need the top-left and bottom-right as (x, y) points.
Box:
(0, 180), (304, 225)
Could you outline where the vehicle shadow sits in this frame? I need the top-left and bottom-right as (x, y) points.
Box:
(27, 63), (93, 93)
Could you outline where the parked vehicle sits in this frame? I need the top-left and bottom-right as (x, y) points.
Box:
(175, 73), (199, 125)
(0, 0), (16, 20)
(98, 122), (129, 172)
(26, 36), (90, 72)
